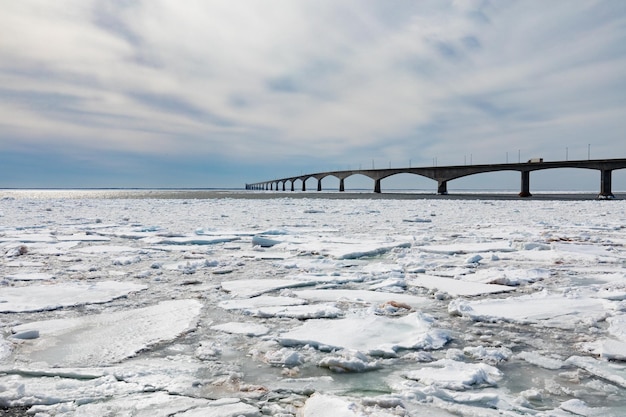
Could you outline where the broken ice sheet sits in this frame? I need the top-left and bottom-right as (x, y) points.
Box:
(0, 281), (147, 313)
(448, 291), (612, 328)
(12, 299), (202, 366)
(221, 278), (317, 298)
(402, 359), (502, 390)
(406, 274), (515, 296)
(279, 311), (450, 357)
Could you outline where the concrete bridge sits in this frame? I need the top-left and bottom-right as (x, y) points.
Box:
(246, 158), (626, 198)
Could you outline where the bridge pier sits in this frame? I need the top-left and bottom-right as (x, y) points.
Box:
(374, 179), (381, 193)
(317, 179), (322, 192)
(290, 181), (295, 191)
(339, 178), (345, 192)
(519, 171), (532, 197)
(437, 180), (448, 195)
(282, 182), (286, 191)
(599, 169), (614, 198)
(302, 180), (306, 192)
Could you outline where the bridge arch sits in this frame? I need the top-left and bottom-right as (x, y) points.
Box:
(374, 172), (438, 193)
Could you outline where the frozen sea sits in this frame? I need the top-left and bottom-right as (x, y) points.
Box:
(1, 189), (625, 416)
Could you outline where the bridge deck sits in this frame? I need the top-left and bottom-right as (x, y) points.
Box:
(246, 158), (626, 198)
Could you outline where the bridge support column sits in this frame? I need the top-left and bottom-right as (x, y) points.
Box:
(282, 182), (286, 191)
(291, 181), (295, 192)
(302, 180), (306, 192)
(519, 171), (532, 197)
(374, 179), (381, 193)
(599, 169), (614, 198)
(339, 178), (345, 192)
(437, 180), (448, 195)
(317, 179), (322, 192)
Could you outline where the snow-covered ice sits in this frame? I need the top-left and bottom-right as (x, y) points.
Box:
(279, 312), (450, 356)
(12, 299), (202, 366)
(1, 191), (626, 416)
(0, 281), (147, 312)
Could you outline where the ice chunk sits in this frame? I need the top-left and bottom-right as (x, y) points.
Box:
(56, 233), (111, 242)
(0, 337), (11, 361)
(403, 359), (502, 390)
(0, 374), (142, 408)
(218, 296), (307, 310)
(251, 235), (281, 247)
(0, 281), (147, 313)
(407, 275), (515, 297)
(566, 356), (626, 388)
(146, 235), (240, 245)
(75, 244), (139, 253)
(221, 279), (316, 298)
(212, 322), (269, 336)
(467, 268), (550, 286)
(296, 238), (412, 259)
(12, 299), (202, 367)
(516, 351), (564, 370)
(300, 393), (411, 417)
(243, 304), (343, 319)
(419, 242), (514, 255)
(49, 392), (210, 417)
(5, 272), (55, 281)
(465, 254), (483, 264)
(448, 291), (610, 328)
(293, 289), (432, 309)
(263, 348), (303, 367)
(279, 312), (450, 356)
(463, 346), (511, 364)
(177, 398), (261, 417)
(318, 350), (381, 373)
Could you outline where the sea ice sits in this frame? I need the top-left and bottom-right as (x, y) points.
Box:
(211, 322), (269, 336)
(294, 238), (412, 259)
(318, 350), (381, 373)
(0, 281), (147, 313)
(402, 359), (502, 390)
(418, 241), (514, 255)
(407, 274), (515, 296)
(75, 244), (140, 254)
(299, 393), (398, 417)
(221, 278), (317, 298)
(5, 272), (55, 281)
(174, 398), (261, 417)
(585, 314), (626, 360)
(218, 295), (307, 310)
(448, 291), (611, 328)
(242, 304), (343, 319)
(2, 193), (626, 415)
(279, 312), (450, 356)
(292, 289), (432, 309)
(565, 356), (626, 389)
(12, 299), (202, 366)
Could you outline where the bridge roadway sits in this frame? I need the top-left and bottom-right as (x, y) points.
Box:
(246, 158), (626, 198)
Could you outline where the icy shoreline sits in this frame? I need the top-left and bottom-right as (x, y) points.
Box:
(1, 194), (625, 415)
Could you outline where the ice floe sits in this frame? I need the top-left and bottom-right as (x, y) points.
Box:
(279, 312), (450, 357)
(12, 299), (202, 366)
(448, 291), (612, 328)
(211, 322), (269, 336)
(407, 274), (515, 296)
(221, 278), (317, 298)
(0, 281), (147, 312)
(402, 359), (502, 390)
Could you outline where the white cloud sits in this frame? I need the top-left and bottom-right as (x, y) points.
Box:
(0, 0), (625, 169)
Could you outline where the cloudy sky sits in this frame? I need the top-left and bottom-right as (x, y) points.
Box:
(1, 0), (625, 190)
